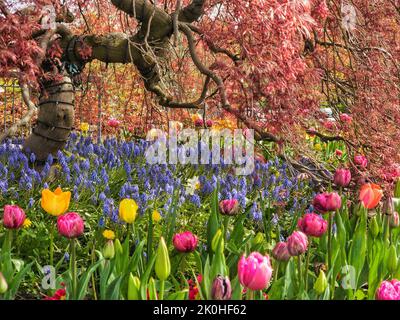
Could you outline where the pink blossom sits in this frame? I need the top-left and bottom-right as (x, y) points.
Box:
(3, 205), (26, 229)
(173, 231), (198, 253)
(238, 252), (273, 291)
(57, 212), (84, 239)
(297, 213), (327, 237)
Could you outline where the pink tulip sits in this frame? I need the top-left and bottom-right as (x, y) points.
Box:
(376, 280), (400, 300)
(57, 212), (84, 239)
(312, 192), (342, 213)
(287, 231), (308, 256)
(173, 231), (198, 253)
(339, 113), (352, 123)
(219, 199), (240, 216)
(272, 242), (291, 262)
(297, 213), (327, 237)
(206, 119), (213, 128)
(107, 119), (121, 128)
(3, 205), (26, 229)
(334, 168), (351, 187)
(238, 252), (273, 291)
(354, 155), (368, 168)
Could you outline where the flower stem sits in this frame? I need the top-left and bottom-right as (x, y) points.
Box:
(70, 238), (77, 300)
(49, 221), (55, 267)
(223, 216), (229, 242)
(304, 249), (310, 292)
(327, 212), (333, 271)
(297, 256), (302, 293)
(159, 280), (165, 300)
(274, 261), (280, 281)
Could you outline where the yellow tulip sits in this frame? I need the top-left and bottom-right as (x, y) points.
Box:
(119, 199), (138, 224)
(41, 187), (71, 216)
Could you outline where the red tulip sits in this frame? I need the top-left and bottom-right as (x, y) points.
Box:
(3, 205), (26, 229)
(57, 212), (84, 239)
(107, 119), (121, 128)
(359, 183), (383, 209)
(297, 213), (327, 237)
(206, 119), (213, 128)
(335, 149), (343, 157)
(173, 231), (198, 253)
(333, 168), (351, 187)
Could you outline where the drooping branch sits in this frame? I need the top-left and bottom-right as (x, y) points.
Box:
(0, 85), (37, 142)
(178, 23), (280, 142)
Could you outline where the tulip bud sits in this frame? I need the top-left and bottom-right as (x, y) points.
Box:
(387, 245), (398, 274)
(211, 229), (223, 252)
(390, 212), (399, 228)
(102, 240), (115, 260)
(287, 231), (308, 256)
(314, 270), (328, 294)
(0, 272), (8, 294)
(155, 237), (171, 281)
(114, 239), (123, 255)
(128, 273), (141, 300)
(252, 232), (264, 246)
(211, 275), (232, 300)
(383, 197), (394, 216)
(272, 242), (291, 262)
(369, 216), (380, 238)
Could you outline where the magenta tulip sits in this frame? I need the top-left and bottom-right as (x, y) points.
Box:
(219, 199), (240, 216)
(206, 119), (213, 128)
(312, 192), (342, 213)
(57, 212), (84, 239)
(334, 168), (351, 187)
(272, 242), (291, 262)
(297, 213), (327, 237)
(3, 205), (26, 229)
(173, 231), (198, 253)
(238, 252), (273, 291)
(287, 231), (308, 256)
(194, 118), (204, 127)
(376, 280), (400, 300)
(354, 155), (368, 168)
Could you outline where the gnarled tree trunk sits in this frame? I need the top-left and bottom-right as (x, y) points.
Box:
(23, 75), (74, 161)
